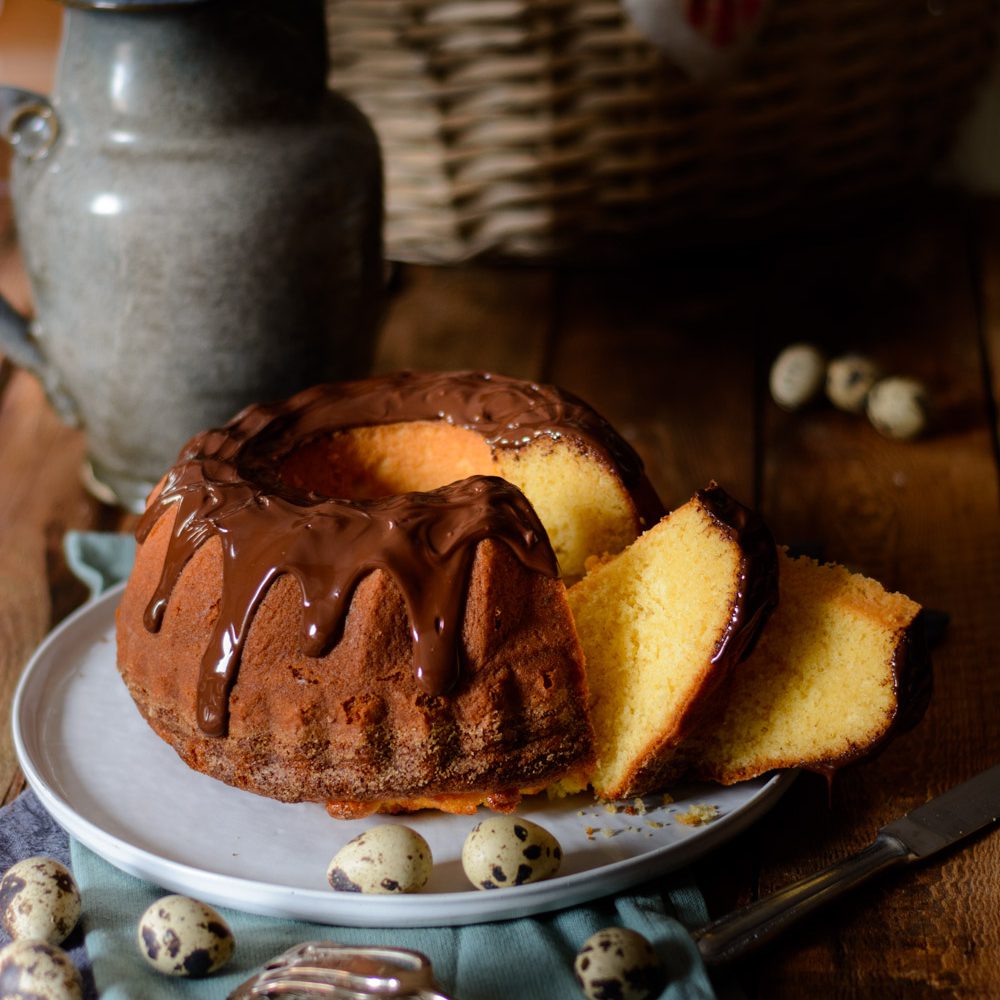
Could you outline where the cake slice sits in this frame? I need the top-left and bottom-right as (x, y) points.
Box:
(566, 483), (778, 799)
(689, 550), (931, 784)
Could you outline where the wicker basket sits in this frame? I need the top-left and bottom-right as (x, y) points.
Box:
(326, 0), (997, 263)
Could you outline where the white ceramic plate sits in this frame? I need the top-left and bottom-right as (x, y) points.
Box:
(13, 584), (795, 927)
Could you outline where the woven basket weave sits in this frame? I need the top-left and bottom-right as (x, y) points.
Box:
(327, 0), (997, 263)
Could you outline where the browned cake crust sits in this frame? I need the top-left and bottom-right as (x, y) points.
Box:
(115, 372), (660, 816)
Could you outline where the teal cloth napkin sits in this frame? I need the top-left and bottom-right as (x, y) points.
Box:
(63, 530), (732, 1000)
(64, 531), (136, 596)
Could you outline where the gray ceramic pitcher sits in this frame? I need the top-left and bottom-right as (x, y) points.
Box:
(0, 0), (382, 512)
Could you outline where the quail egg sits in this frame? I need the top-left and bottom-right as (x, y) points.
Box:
(826, 353), (881, 413)
(769, 343), (826, 411)
(866, 376), (930, 440)
(137, 894), (235, 977)
(0, 939), (83, 1000)
(327, 824), (432, 894)
(461, 815), (561, 890)
(0, 857), (81, 946)
(573, 927), (665, 1000)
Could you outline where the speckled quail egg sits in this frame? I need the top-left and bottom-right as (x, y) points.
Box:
(769, 343), (827, 411)
(327, 825), (432, 894)
(0, 857), (81, 946)
(137, 894), (235, 977)
(0, 939), (83, 1000)
(573, 927), (665, 1000)
(461, 815), (562, 890)
(866, 375), (930, 440)
(826, 353), (881, 413)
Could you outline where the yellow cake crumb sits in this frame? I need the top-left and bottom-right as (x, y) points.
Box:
(676, 803), (720, 826)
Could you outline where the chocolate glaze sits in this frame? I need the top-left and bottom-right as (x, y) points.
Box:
(136, 370), (664, 737)
(697, 482), (780, 671)
(889, 610), (934, 735)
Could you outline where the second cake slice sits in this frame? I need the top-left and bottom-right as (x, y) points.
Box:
(567, 483), (778, 799)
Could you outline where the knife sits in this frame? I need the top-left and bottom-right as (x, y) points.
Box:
(692, 762), (1000, 965)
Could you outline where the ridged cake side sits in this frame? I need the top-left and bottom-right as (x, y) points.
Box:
(117, 505), (595, 815)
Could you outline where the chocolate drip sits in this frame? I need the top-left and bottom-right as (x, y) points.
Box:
(136, 371), (660, 737)
(143, 474), (555, 737)
(696, 481), (779, 669)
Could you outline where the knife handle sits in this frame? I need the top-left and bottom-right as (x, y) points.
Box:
(692, 832), (912, 965)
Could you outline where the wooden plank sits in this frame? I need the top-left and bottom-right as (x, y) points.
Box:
(0, 531), (47, 805)
(740, 199), (1000, 997)
(0, 372), (85, 804)
(544, 261), (760, 511)
(0, 207), (47, 804)
(374, 264), (553, 378)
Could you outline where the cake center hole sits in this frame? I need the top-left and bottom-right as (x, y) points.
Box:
(278, 422), (496, 500)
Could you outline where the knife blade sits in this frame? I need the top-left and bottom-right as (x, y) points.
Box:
(881, 762), (1000, 858)
(692, 763), (1000, 965)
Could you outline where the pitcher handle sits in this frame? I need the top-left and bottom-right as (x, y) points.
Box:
(0, 86), (77, 424)
(1, 86), (60, 161)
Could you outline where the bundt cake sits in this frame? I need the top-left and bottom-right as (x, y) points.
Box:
(116, 371), (664, 818)
(565, 484), (778, 800)
(689, 550), (931, 784)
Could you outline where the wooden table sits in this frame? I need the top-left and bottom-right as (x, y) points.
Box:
(2, 189), (998, 997)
